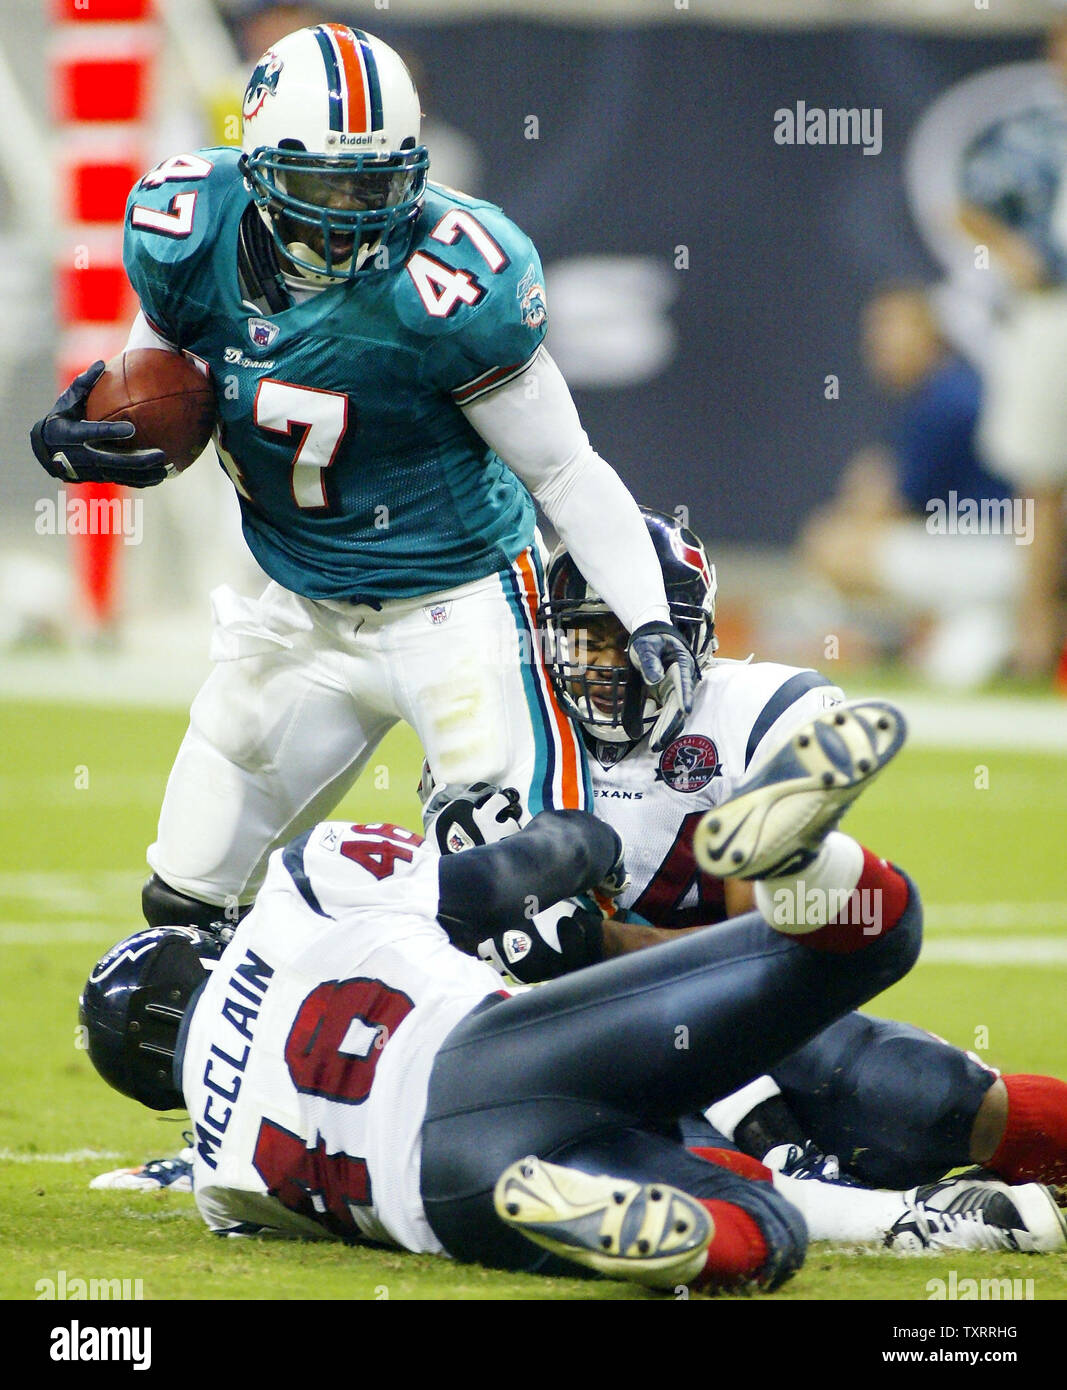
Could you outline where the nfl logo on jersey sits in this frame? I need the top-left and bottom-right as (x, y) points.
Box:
(247, 317), (280, 350)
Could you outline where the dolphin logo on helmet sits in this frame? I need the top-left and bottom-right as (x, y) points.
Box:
(240, 25), (429, 282)
(242, 51), (285, 121)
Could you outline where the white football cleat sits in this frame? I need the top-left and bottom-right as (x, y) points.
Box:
(886, 1176), (1067, 1254)
(494, 1156), (713, 1288)
(693, 699), (907, 880)
(90, 1140), (194, 1193)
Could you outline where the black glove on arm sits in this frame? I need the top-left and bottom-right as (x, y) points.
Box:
(426, 783), (523, 855)
(475, 896), (606, 984)
(626, 620), (699, 750)
(30, 361), (169, 488)
(436, 809), (622, 952)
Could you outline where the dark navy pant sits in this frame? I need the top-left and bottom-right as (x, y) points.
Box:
(773, 1011), (997, 1187)
(420, 881), (922, 1280)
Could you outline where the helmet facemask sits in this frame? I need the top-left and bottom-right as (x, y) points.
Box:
(541, 605), (655, 744)
(243, 143), (428, 282)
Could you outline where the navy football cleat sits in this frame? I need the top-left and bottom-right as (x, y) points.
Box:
(693, 699), (907, 880)
(494, 1157), (713, 1288)
(762, 1141), (859, 1186)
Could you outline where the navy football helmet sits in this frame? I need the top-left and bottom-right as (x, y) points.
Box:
(541, 508), (717, 743)
(79, 926), (224, 1111)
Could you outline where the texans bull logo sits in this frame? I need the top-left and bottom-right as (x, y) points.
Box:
(656, 734), (721, 792)
(88, 926), (202, 984)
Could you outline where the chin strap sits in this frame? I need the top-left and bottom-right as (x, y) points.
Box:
(237, 204), (290, 313)
(281, 234), (384, 284)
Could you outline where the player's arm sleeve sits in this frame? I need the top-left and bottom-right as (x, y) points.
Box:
(436, 808), (622, 946)
(461, 347), (671, 632)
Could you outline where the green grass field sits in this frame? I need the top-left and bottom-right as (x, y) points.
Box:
(1, 694), (1065, 1301)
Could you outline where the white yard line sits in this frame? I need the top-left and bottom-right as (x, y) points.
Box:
(0, 870), (139, 896)
(0, 1149), (121, 1164)
(0, 922), (131, 944)
(4, 894), (1066, 953)
(2, 645), (1067, 751)
(856, 692), (1067, 753)
(925, 902), (1067, 929)
(919, 938), (1067, 966)
(0, 871), (143, 929)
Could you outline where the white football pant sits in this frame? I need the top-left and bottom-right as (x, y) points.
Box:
(148, 546), (590, 906)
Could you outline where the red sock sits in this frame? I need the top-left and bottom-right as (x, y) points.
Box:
(690, 1200), (768, 1291)
(989, 1074), (1067, 1185)
(794, 848), (910, 955)
(688, 1147), (773, 1182)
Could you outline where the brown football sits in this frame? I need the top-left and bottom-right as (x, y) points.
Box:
(85, 349), (216, 474)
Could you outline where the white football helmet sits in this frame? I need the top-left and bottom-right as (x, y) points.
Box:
(240, 24), (429, 281)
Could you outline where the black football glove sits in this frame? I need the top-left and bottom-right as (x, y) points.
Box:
(625, 620), (699, 751)
(476, 896), (605, 984)
(30, 361), (169, 488)
(427, 783), (524, 855)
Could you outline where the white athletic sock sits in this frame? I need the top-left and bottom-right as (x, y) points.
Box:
(754, 831), (864, 930)
(704, 1076), (782, 1142)
(772, 1171), (908, 1245)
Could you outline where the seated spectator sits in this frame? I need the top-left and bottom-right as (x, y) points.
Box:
(800, 286), (1023, 688)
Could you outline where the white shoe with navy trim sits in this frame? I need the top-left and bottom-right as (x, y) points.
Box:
(693, 699), (907, 881)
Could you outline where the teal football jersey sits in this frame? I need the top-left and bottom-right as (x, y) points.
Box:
(123, 148), (549, 601)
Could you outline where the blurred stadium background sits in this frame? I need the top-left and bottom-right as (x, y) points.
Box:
(2, 0), (1067, 691)
(1, 0), (1065, 1302)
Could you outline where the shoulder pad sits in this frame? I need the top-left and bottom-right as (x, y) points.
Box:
(124, 148), (245, 338)
(394, 187), (548, 390)
(276, 820), (437, 919)
(695, 661), (843, 774)
(735, 664), (843, 770)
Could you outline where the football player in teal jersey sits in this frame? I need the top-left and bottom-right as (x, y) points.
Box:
(31, 24), (698, 936)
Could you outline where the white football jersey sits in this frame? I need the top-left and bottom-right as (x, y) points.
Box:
(587, 659), (844, 926)
(181, 820), (507, 1252)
